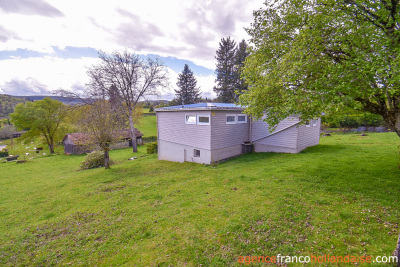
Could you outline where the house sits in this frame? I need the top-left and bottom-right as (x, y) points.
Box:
(155, 103), (320, 164)
(63, 129), (143, 155)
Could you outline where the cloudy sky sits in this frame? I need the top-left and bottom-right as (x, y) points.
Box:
(0, 0), (263, 99)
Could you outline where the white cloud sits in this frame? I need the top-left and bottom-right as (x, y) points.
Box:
(0, 56), (216, 100)
(0, 56), (98, 95)
(0, 0), (263, 98)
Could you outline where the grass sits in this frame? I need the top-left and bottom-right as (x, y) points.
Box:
(0, 132), (399, 266)
(136, 114), (157, 137)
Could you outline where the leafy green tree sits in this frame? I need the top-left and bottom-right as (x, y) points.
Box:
(241, 0), (400, 136)
(214, 37), (237, 103)
(175, 64), (201, 104)
(10, 97), (67, 153)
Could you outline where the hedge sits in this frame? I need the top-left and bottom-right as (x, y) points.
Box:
(142, 136), (157, 143)
(146, 142), (158, 154)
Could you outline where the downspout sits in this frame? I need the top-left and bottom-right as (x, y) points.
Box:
(249, 115), (252, 142)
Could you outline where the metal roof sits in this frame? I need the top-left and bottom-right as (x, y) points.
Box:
(155, 102), (244, 112)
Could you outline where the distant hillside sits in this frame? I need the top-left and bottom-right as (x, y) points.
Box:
(0, 95), (29, 119)
(0, 95), (168, 118)
(12, 95), (84, 105)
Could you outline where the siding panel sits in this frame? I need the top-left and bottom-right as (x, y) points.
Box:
(297, 118), (321, 150)
(254, 125), (298, 148)
(157, 111), (211, 150)
(251, 116), (299, 145)
(211, 111), (249, 150)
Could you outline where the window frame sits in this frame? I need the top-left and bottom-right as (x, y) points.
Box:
(305, 120), (311, 127)
(237, 114), (248, 124)
(197, 115), (210, 125)
(226, 114), (237, 124)
(194, 149), (200, 158)
(185, 114), (197, 125)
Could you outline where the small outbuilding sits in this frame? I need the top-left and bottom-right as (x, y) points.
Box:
(63, 129), (143, 155)
(12, 131), (27, 138)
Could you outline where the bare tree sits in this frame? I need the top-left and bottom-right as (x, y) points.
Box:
(88, 50), (169, 152)
(78, 99), (126, 169)
(0, 125), (15, 140)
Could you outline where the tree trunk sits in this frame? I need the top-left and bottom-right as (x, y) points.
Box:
(104, 149), (110, 169)
(128, 109), (137, 153)
(49, 142), (55, 154)
(394, 112), (400, 138)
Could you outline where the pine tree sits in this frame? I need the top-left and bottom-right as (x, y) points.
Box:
(234, 39), (249, 95)
(213, 37), (237, 103)
(175, 64), (201, 104)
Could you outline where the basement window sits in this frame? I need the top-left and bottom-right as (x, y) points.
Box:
(237, 114), (247, 123)
(226, 115), (236, 124)
(194, 149), (200, 157)
(185, 115), (196, 124)
(197, 115), (210, 125)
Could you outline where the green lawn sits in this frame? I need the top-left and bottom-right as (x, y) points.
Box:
(0, 133), (399, 266)
(136, 115), (157, 137)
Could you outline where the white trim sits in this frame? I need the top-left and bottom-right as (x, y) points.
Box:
(226, 114), (236, 124)
(305, 120), (311, 127)
(237, 114), (247, 123)
(197, 115), (210, 125)
(185, 114), (197, 124)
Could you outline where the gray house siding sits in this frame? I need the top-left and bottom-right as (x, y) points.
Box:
(297, 119), (321, 152)
(211, 111), (249, 149)
(157, 111), (211, 149)
(251, 116), (299, 141)
(157, 111), (213, 164)
(251, 116), (300, 153)
(156, 103), (321, 164)
(209, 111), (249, 162)
(253, 126), (299, 153)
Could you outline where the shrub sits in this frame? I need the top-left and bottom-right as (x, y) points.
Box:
(338, 116), (359, 129)
(80, 150), (113, 170)
(142, 136), (157, 144)
(146, 142), (158, 154)
(359, 113), (383, 127)
(0, 151), (8, 157)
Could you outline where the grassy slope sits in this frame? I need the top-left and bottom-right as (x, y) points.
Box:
(136, 115), (157, 136)
(0, 133), (399, 266)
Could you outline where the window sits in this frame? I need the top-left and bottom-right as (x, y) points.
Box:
(305, 120), (310, 127)
(237, 114), (247, 123)
(194, 149), (200, 157)
(312, 120), (317, 127)
(226, 114), (236, 124)
(185, 115), (196, 124)
(197, 115), (210, 125)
